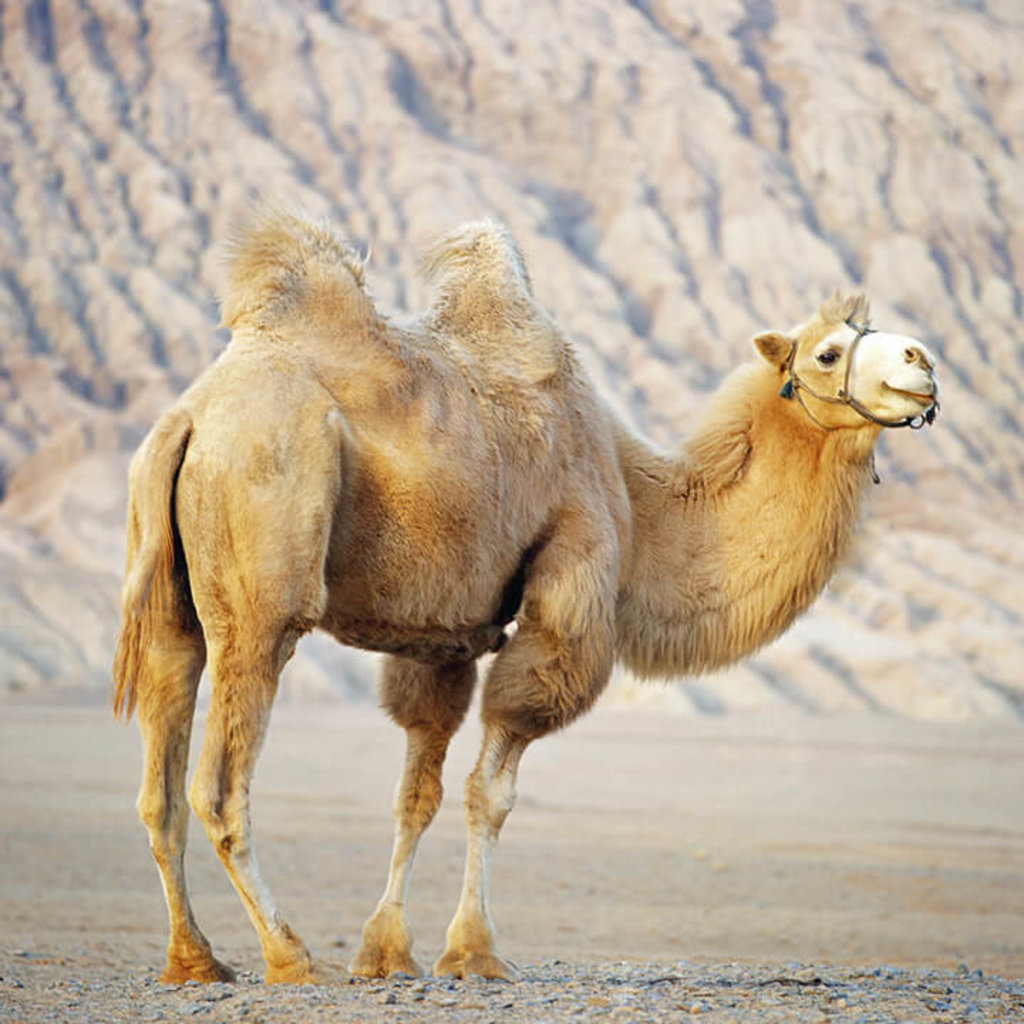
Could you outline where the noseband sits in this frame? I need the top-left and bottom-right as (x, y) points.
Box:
(779, 319), (939, 432)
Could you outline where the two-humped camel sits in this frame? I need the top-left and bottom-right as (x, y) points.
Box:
(113, 205), (938, 984)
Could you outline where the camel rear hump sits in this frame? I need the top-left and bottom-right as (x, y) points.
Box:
(420, 221), (568, 381)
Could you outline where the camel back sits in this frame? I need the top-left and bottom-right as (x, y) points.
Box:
(220, 206), (569, 388)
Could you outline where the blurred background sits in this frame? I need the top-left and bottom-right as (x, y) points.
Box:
(1, 0), (1022, 717)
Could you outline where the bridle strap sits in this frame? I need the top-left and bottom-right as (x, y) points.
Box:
(780, 319), (937, 432)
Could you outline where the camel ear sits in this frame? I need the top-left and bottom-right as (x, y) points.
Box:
(753, 331), (792, 369)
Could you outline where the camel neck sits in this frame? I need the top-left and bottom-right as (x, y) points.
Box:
(612, 379), (877, 679)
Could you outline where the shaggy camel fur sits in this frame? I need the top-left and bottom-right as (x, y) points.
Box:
(113, 205), (939, 984)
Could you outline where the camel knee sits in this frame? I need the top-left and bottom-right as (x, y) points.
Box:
(189, 772), (253, 867)
(466, 763), (517, 835)
(140, 808), (189, 869)
(188, 774), (229, 847)
(137, 787), (170, 847)
(137, 761), (189, 858)
(187, 779), (216, 834)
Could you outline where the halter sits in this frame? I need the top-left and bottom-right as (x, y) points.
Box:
(779, 319), (939, 432)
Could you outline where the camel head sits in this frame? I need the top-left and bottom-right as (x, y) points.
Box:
(753, 294), (940, 432)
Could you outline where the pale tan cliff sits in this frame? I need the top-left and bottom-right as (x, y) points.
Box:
(1, 0), (1021, 715)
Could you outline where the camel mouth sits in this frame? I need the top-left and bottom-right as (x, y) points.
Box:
(885, 384), (936, 405)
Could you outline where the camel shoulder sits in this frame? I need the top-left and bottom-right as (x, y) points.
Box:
(419, 222), (569, 382)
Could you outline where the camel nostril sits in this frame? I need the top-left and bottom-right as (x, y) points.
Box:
(904, 347), (920, 365)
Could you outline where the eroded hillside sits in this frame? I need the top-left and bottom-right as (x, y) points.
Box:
(1, 0), (1022, 714)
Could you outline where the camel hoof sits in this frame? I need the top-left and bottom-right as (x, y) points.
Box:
(264, 957), (346, 986)
(350, 904), (421, 978)
(349, 943), (424, 979)
(160, 953), (236, 985)
(432, 948), (519, 982)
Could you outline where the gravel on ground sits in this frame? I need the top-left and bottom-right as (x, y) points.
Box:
(2, 951), (1022, 1024)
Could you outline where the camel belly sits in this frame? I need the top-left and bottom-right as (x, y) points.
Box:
(319, 497), (538, 663)
(317, 422), (547, 656)
(322, 613), (507, 663)
(320, 530), (523, 660)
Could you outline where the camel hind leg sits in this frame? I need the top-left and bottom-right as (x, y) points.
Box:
(350, 658), (476, 978)
(188, 629), (336, 985)
(134, 624), (234, 983)
(174, 392), (346, 983)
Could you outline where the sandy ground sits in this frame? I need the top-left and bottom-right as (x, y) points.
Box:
(1, 702), (1022, 1022)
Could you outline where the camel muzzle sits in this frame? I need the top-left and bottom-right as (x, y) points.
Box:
(780, 320), (940, 432)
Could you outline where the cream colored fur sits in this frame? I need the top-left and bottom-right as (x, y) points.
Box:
(113, 204), (938, 985)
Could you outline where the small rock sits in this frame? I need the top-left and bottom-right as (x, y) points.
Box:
(198, 984), (233, 1001)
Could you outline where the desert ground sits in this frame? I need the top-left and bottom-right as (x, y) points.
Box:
(1, 699), (1022, 1022)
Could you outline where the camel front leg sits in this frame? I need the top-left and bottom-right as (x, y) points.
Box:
(350, 659), (475, 978)
(433, 725), (528, 981)
(435, 505), (618, 980)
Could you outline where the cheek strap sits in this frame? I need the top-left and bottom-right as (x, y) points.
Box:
(779, 321), (936, 431)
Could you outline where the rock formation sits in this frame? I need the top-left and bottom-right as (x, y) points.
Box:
(1, 0), (1021, 715)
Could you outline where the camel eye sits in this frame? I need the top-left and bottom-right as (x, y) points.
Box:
(817, 349), (841, 367)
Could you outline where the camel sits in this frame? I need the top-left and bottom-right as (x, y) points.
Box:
(112, 203), (939, 985)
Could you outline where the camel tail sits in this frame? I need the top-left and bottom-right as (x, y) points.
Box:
(112, 407), (194, 720)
